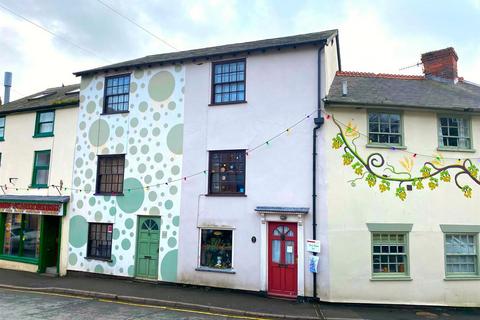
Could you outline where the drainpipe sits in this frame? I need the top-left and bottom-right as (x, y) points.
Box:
(312, 44), (325, 300)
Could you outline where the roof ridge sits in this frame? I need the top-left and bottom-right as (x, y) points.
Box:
(336, 71), (425, 80)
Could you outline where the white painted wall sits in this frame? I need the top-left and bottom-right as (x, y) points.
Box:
(177, 43), (338, 297)
(322, 106), (480, 306)
(0, 106), (78, 275)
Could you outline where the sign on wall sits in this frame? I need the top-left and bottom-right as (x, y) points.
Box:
(306, 239), (321, 253)
(0, 202), (62, 216)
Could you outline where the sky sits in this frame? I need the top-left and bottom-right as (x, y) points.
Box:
(1, 0), (479, 101)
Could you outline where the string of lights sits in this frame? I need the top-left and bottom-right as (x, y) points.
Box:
(1, 108), (319, 194)
(3, 108), (478, 194)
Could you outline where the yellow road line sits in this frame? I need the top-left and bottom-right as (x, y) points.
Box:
(97, 298), (271, 320)
(0, 287), (271, 320)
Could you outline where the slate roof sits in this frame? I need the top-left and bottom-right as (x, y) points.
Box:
(326, 71), (480, 111)
(74, 30), (338, 76)
(0, 195), (70, 203)
(0, 84), (79, 115)
(255, 206), (309, 214)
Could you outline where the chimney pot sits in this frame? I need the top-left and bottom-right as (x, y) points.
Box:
(421, 47), (458, 81)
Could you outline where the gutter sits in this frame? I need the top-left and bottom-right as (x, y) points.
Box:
(312, 44), (325, 300)
(324, 99), (480, 113)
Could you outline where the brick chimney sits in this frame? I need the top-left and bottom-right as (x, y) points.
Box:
(421, 47), (458, 81)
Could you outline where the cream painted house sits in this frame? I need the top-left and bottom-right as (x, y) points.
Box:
(322, 48), (480, 306)
(0, 84), (79, 275)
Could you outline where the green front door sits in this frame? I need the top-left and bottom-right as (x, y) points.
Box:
(135, 217), (160, 279)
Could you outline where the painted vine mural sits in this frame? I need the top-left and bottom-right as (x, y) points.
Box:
(331, 116), (480, 201)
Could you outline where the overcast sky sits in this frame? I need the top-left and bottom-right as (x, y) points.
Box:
(1, 0), (479, 101)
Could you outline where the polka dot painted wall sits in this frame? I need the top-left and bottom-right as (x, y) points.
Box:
(68, 65), (184, 281)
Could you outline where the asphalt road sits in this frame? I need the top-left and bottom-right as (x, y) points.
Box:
(0, 288), (249, 320)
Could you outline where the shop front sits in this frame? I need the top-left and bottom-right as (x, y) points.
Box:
(0, 195), (69, 274)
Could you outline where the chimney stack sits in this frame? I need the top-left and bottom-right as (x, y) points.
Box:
(421, 47), (458, 82)
(3, 72), (12, 104)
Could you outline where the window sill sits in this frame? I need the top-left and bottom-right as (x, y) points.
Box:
(85, 256), (113, 262)
(437, 147), (476, 153)
(366, 144), (407, 150)
(370, 275), (412, 281)
(195, 267), (236, 274)
(0, 255), (39, 265)
(206, 193), (247, 197)
(100, 111), (130, 116)
(444, 276), (480, 281)
(33, 133), (54, 138)
(209, 101), (247, 107)
(94, 192), (124, 197)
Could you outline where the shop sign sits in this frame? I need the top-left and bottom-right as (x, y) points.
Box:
(0, 202), (62, 216)
(306, 239), (321, 253)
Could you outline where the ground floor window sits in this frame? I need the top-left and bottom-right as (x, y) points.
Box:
(372, 232), (408, 275)
(445, 234), (478, 275)
(2, 213), (41, 259)
(87, 223), (113, 260)
(200, 229), (233, 269)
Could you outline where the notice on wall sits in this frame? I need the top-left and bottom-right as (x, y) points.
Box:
(286, 245), (293, 253)
(309, 255), (319, 273)
(306, 239), (321, 253)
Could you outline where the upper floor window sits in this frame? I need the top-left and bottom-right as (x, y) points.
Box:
(0, 116), (5, 141)
(211, 59), (246, 105)
(34, 110), (55, 137)
(96, 154), (125, 195)
(208, 150), (246, 195)
(103, 74), (130, 114)
(368, 111), (402, 146)
(31, 150), (51, 188)
(438, 116), (471, 150)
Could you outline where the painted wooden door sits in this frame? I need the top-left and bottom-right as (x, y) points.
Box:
(135, 217), (160, 280)
(268, 222), (298, 298)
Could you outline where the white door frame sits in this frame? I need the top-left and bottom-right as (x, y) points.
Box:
(258, 212), (306, 297)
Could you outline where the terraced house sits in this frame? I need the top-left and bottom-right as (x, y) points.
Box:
(67, 30), (341, 300)
(323, 48), (480, 306)
(0, 83), (79, 276)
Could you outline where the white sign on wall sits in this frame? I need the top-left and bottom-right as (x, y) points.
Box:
(306, 239), (321, 253)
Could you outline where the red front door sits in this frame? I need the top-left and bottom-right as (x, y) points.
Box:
(268, 222), (297, 298)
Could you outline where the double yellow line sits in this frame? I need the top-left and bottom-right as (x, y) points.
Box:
(1, 287), (270, 320)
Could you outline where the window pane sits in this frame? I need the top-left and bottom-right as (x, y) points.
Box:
(0, 117), (5, 127)
(36, 152), (50, 166)
(104, 75), (131, 114)
(39, 112), (54, 122)
(22, 215), (41, 258)
(35, 169), (49, 185)
(39, 123), (53, 133)
(200, 229), (233, 269)
(96, 155), (125, 194)
(3, 213), (22, 256)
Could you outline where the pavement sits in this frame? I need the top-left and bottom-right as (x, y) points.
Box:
(0, 269), (480, 320)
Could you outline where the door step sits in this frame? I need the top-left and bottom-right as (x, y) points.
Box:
(42, 267), (59, 277)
